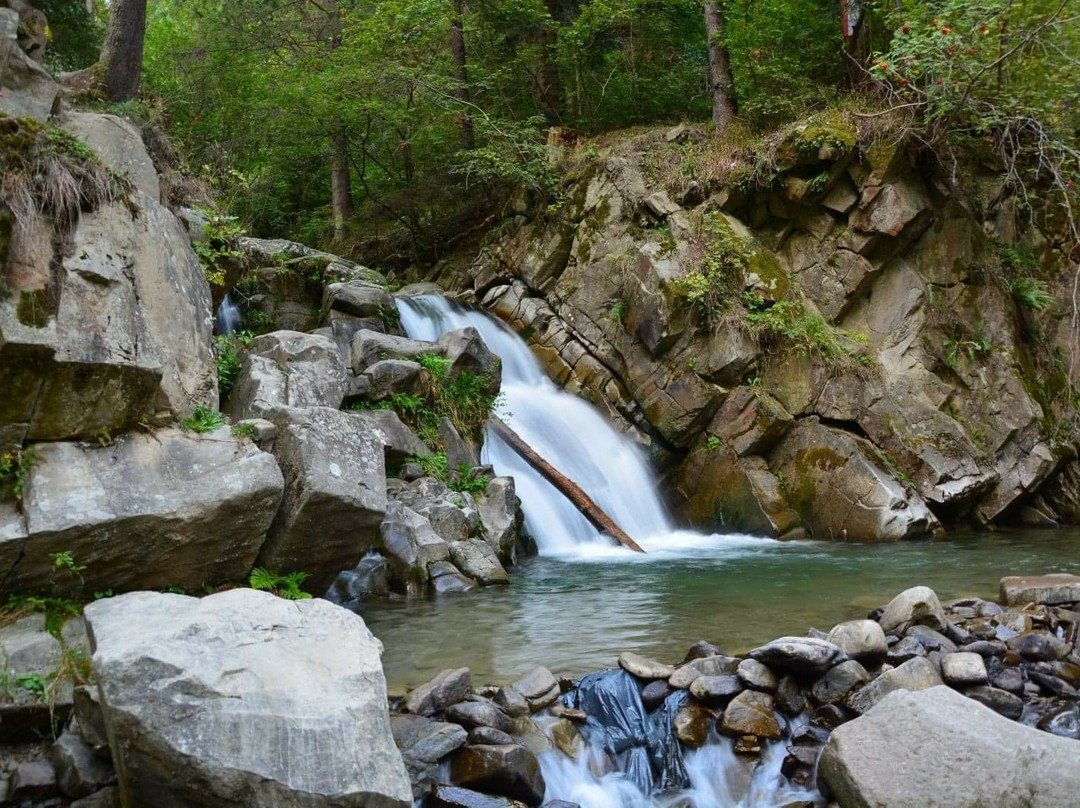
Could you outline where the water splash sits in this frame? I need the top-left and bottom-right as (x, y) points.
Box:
(214, 293), (242, 335)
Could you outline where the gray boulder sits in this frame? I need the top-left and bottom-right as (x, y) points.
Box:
(437, 328), (502, 393)
(476, 477), (521, 561)
(323, 282), (395, 321)
(0, 12), (58, 121)
(819, 686), (1080, 807)
(879, 586), (947, 634)
(390, 714), (468, 799)
(0, 613), (72, 740)
(260, 407), (387, 594)
(51, 729), (116, 799)
(1, 194), (216, 442)
(450, 539), (509, 586)
(380, 502), (451, 595)
(749, 636), (849, 677)
(349, 409), (430, 474)
(59, 112), (161, 200)
(1, 427), (283, 596)
(351, 330), (436, 374)
(365, 359), (426, 401)
(827, 620), (888, 665)
(229, 331), (347, 419)
(846, 657), (943, 715)
(402, 668), (473, 717)
(84, 589), (412, 808)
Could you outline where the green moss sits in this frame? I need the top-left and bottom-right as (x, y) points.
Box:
(15, 289), (49, 328)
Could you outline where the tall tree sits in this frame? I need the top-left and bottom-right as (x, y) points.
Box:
(100, 0), (147, 101)
(326, 0), (354, 241)
(704, 1), (737, 132)
(449, 0), (475, 150)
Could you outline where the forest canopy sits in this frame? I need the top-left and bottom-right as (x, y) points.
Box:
(48, 0), (1077, 268)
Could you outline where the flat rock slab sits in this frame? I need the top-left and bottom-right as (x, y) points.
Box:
(820, 686), (1080, 807)
(85, 589), (412, 808)
(1000, 574), (1080, 606)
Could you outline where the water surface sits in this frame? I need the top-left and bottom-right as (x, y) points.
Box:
(362, 528), (1080, 689)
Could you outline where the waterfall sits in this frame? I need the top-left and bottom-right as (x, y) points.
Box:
(397, 294), (756, 558)
(214, 293), (242, 335)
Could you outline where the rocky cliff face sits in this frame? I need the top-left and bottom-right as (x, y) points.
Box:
(446, 117), (1080, 540)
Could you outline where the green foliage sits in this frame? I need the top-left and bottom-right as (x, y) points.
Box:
(410, 452), (449, 481)
(2, 595), (81, 637)
(944, 335), (991, 369)
(417, 353), (451, 378)
(248, 568), (313, 600)
(49, 552), (86, 576)
(192, 210), (244, 287)
(213, 334), (243, 398)
(609, 301), (627, 325)
(744, 300), (874, 368)
(0, 447), (37, 504)
(231, 423), (258, 441)
(37, 0), (107, 72)
(668, 213), (750, 323)
(450, 464), (491, 494)
(181, 406), (225, 433)
(244, 309), (273, 333)
(1010, 277), (1053, 311)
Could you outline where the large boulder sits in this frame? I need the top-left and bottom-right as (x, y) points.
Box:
(0, 10), (58, 121)
(1, 193), (217, 443)
(819, 686), (1080, 807)
(59, 112), (161, 200)
(475, 477), (521, 561)
(259, 407), (387, 594)
(228, 331), (347, 419)
(768, 418), (940, 541)
(450, 744), (545, 806)
(0, 427), (284, 596)
(84, 589), (412, 808)
(379, 501), (451, 596)
(845, 657), (943, 715)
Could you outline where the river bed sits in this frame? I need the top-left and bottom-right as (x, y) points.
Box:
(361, 527), (1080, 689)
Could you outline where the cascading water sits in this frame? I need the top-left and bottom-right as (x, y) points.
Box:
(214, 293), (243, 335)
(397, 294), (820, 807)
(397, 294), (749, 559)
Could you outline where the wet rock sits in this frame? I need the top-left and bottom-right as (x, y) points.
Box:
(429, 561), (480, 594)
(781, 745), (820, 780)
(962, 640), (1006, 657)
(1007, 631), (1070, 661)
(775, 675), (807, 717)
(451, 539), (510, 586)
(1029, 671), (1078, 699)
(509, 668), (560, 712)
(549, 718), (584, 758)
(446, 699), (515, 734)
(690, 675), (744, 706)
(85, 590), (411, 808)
(846, 657), (943, 715)
(811, 660), (871, 705)
(70, 786), (121, 808)
(720, 691), (782, 740)
(988, 664), (1024, 695)
(618, 651), (674, 680)
(1001, 573), (1080, 606)
(964, 686), (1023, 720)
(733, 735), (761, 756)
(1037, 706), (1079, 740)
(451, 744), (546, 806)
(669, 655), (740, 689)
(812, 704), (852, 731)
(749, 636), (848, 677)
(261, 406), (387, 593)
(673, 702), (713, 747)
(429, 784), (526, 808)
(885, 635), (927, 665)
(391, 714), (469, 798)
(494, 687), (530, 718)
(50, 730), (115, 799)
(940, 652), (988, 687)
(906, 625), (957, 653)
(550, 706), (586, 723)
(792, 725), (830, 746)
(641, 680), (674, 710)
(737, 659), (778, 692)
(2, 428), (283, 598)
(469, 727), (516, 747)
(826, 620), (888, 665)
(819, 686), (1080, 808)
(477, 477), (521, 561)
(683, 641), (725, 661)
(879, 586), (947, 634)
(403, 668), (473, 717)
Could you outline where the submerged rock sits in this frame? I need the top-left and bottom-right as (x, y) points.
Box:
(85, 589), (412, 807)
(819, 686), (1080, 808)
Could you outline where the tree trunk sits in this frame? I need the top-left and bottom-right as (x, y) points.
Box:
(489, 418), (646, 553)
(326, 0), (353, 241)
(330, 132), (354, 241)
(841, 0), (871, 85)
(703, 2), (737, 132)
(450, 0), (475, 150)
(99, 0), (148, 102)
(533, 0), (562, 125)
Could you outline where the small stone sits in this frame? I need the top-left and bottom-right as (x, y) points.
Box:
(748, 637), (848, 677)
(962, 640), (1006, 657)
(404, 668), (473, 716)
(791, 725), (830, 746)
(450, 744), (545, 807)
(988, 664), (1024, 695)
(493, 686), (529, 718)
(879, 586), (947, 634)
(775, 675), (806, 717)
(737, 659), (778, 692)
(429, 784), (524, 808)
(618, 651), (674, 680)
(468, 727), (515, 746)
(812, 703), (850, 731)
(846, 657), (943, 715)
(964, 686), (1023, 720)
(445, 700), (514, 734)
(1029, 671), (1078, 699)
(11, 760), (58, 803)
(940, 652), (988, 687)
(51, 729), (115, 798)
(906, 625), (957, 653)
(549, 718), (583, 759)
(1007, 632), (1070, 661)
(781, 746), (820, 778)
(683, 640), (725, 661)
(690, 675), (744, 706)
(733, 735), (761, 755)
(827, 620), (888, 665)
(674, 702), (714, 747)
(509, 668), (561, 711)
(811, 660), (871, 705)
(71, 786), (121, 808)
(720, 691), (782, 740)
(886, 635), (927, 665)
(641, 680), (673, 711)
(669, 655), (740, 689)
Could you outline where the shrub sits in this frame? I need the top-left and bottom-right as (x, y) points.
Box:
(213, 334), (242, 398)
(248, 568), (312, 600)
(192, 209), (244, 287)
(744, 299), (873, 369)
(181, 406), (225, 433)
(0, 447), (38, 504)
(1010, 277), (1053, 312)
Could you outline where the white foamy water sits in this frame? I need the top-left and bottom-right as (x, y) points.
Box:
(397, 294), (758, 560)
(214, 292), (243, 334)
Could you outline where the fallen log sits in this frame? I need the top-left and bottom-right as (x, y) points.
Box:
(488, 417), (645, 553)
